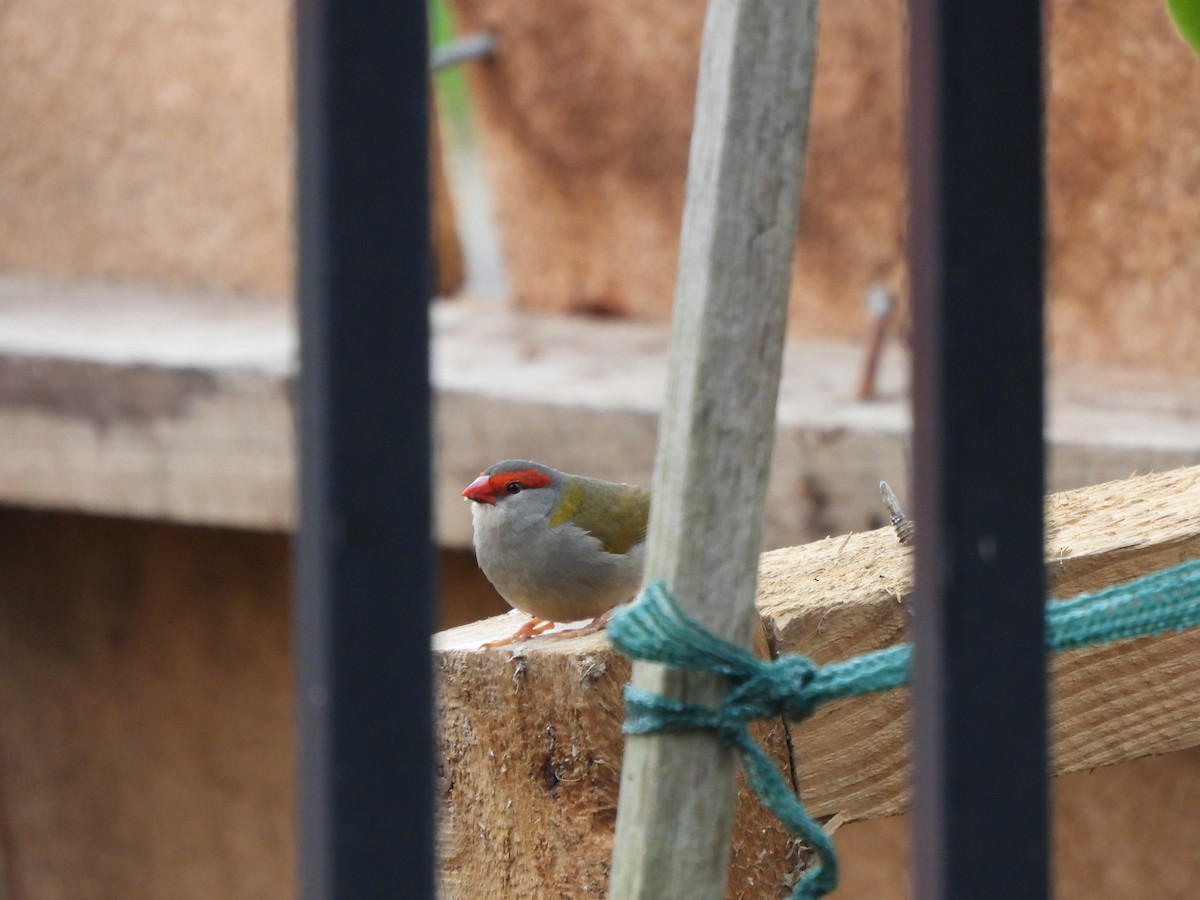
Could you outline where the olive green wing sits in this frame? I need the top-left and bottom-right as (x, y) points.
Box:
(548, 477), (650, 556)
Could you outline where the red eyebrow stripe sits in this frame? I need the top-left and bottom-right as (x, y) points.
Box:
(487, 469), (552, 492)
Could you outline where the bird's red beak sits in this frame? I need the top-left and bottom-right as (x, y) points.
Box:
(462, 474), (496, 505)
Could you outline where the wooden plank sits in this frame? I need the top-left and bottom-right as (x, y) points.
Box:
(435, 466), (1200, 894)
(0, 277), (294, 530)
(0, 510), (294, 899)
(607, 0), (820, 894)
(753, 464), (1200, 821)
(1, 277), (1198, 539)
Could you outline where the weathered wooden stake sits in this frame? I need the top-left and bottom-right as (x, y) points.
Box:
(608, 0), (819, 896)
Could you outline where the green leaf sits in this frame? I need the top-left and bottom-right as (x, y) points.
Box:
(1168, 0), (1200, 59)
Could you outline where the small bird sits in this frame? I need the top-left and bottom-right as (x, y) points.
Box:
(462, 460), (650, 648)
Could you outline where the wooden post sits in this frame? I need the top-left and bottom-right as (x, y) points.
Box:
(608, 0), (819, 896)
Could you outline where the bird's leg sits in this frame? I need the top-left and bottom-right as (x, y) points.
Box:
(535, 608), (615, 642)
(479, 616), (556, 650)
(479, 609), (619, 650)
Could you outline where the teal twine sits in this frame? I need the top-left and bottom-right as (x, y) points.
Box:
(1046, 560), (1200, 651)
(607, 557), (1200, 900)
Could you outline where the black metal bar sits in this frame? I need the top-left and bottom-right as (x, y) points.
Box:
(908, 0), (1048, 896)
(294, 1), (433, 897)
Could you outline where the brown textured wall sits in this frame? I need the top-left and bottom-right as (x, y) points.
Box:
(452, 0), (1200, 373)
(0, 0), (466, 299)
(1046, 0), (1200, 372)
(0, 0), (293, 295)
(5, 0), (1192, 366)
(450, 0), (906, 332)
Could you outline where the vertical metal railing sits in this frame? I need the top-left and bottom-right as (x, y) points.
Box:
(908, 0), (1049, 896)
(294, 1), (434, 897)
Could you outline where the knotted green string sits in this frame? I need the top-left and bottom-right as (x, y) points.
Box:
(607, 557), (1200, 900)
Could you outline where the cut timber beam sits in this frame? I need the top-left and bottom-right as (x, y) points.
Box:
(3, 277), (1199, 541)
(435, 465), (1200, 896)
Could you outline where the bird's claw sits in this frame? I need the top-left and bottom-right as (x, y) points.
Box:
(479, 616), (556, 650)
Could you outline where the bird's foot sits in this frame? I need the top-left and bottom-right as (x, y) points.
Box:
(534, 609), (614, 642)
(479, 616), (556, 650)
(479, 611), (617, 649)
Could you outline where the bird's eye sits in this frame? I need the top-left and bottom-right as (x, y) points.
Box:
(506, 481), (522, 495)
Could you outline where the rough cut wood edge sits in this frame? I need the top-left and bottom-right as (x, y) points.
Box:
(1, 276), (1199, 539)
(435, 466), (1200, 895)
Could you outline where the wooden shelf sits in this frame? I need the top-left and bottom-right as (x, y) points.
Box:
(2, 275), (1198, 544)
(0, 276), (295, 530)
